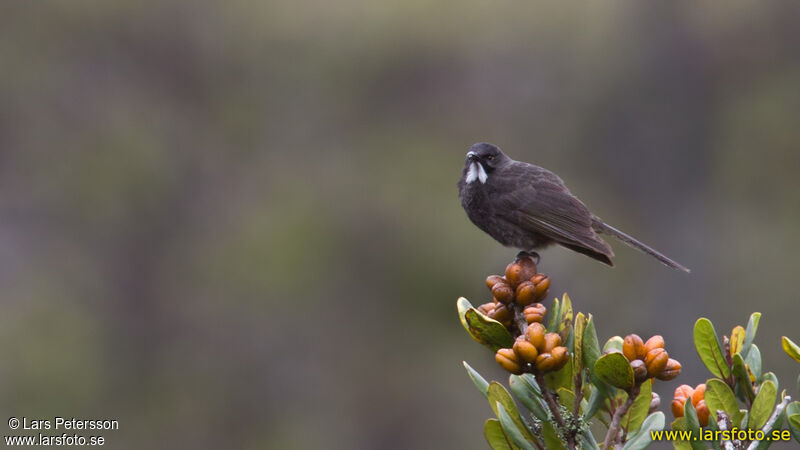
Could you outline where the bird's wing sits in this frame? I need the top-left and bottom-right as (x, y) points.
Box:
(498, 165), (612, 256)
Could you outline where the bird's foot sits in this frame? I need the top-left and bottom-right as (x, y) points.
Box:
(516, 251), (540, 264)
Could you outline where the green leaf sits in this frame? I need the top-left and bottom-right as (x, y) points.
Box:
(484, 419), (516, 450)
(557, 387), (575, 410)
(622, 412), (664, 450)
(787, 400), (800, 417)
(465, 307), (515, 350)
(782, 336), (800, 363)
(787, 401), (800, 442)
(558, 293), (573, 337)
(730, 325), (745, 356)
(760, 372), (778, 392)
(496, 403), (537, 450)
(580, 314), (608, 420)
(671, 417), (686, 431)
(463, 361), (490, 397)
(458, 297), (515, 351)
(517, 373), (542, 396)
(509, 374), (548, 420)
(603, 336), (624, 354)
(564, 331), (574, 361)
(594, 352), (634, 390)
(752, 393), (789, 450)
(622, 380), (652, 434)
(704, 379), (742, 425)
(705, 416), (723, 450)
(672, 441), (693, 450)
(556, 388), (575, 411)
(457, 297), (492, 347)
(670, 418), (693, 450)
(548, 298), (561, 332)
(573, 312), (586, 374)
(457, 297), (477, 331)
(741, 312), (761, 359)
(682, 400), (707, 450)
(745, 345), (762, 380)
(693, 318), (731, 379)
(579, 429), (601, 450)
(789, 414), (800, 443)
(739, 409), (749, 429)
(750, 380), (777, 430)
(583, 384), (607, 421)
(731, 354), (755, 403)
(541, 421), (567, 450)
(488, 382), (537, 444)
(546, 356), (573, 392)
(582, 314), (601, 377)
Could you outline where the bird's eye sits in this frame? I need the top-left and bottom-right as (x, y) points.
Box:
(487, 155), (495, 161)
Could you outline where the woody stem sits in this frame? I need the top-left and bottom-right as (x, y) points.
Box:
(535, 370), (576, 450)
(603, 382), (641, 449)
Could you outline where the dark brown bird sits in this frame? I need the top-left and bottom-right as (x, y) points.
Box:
(457, 142), (689, 272)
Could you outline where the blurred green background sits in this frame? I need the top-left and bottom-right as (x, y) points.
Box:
(2, 1), (800, 449)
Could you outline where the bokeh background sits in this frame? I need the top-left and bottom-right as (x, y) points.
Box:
(2, 1), (800, 449)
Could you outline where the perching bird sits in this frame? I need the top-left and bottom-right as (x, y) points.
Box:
(457, 142), (689, 272)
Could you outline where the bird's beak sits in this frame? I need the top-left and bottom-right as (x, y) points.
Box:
(466, 151), (479, 162)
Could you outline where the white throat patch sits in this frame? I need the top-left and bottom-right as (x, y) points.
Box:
(466, 162), (488, 184)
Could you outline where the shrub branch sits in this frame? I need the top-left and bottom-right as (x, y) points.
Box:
(534, 371), (577, 450)
(603, 382), (641, 449)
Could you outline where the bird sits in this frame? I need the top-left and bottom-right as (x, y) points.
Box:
(457, 142), (689, 272)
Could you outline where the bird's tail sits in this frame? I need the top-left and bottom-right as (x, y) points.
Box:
(594, 221), (690, 273)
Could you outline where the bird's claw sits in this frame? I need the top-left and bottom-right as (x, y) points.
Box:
(516, 251), (540, 264)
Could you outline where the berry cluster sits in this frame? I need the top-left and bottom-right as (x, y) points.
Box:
(671, 383), (709, 426)
(476, 255), (550, 330)
(495, 322), (570, 374)
(622, 334), (682, 382)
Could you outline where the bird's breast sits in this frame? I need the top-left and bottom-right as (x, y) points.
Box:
(460, 183), (496, 226)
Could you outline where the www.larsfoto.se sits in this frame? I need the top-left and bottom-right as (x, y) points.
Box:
(651, 428), (791, 442)
(5, 434), (106, 446)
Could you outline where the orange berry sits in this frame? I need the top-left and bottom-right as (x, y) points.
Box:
(513, 338), (539, 363)
(650, 392), (661, 413)
(671, 399), (685, 418)
(491, 283), (514, 304)
(542, 333), (562, 353)
(525, 323), (546, 350)
(532, 275), (550, 300)
(644, 335), (665, 353)
(630, 359), (648, 382)
(505, 257), (537, 287)
(623, 334), (645, 362)
(504, 263), (524, 288)
(523, 303), (547, 324)
(656, 358), (682, 381)
(674, 384), (694, 401)
(535, 352), (556, 372)
(496, 348), (523, 374)
(492, 304), (512, 324)
(695, 399), (710, 427)
(671, 385), (694, 418)
(645, 348), (669, 377)
(486, 275), (505, 290)
(550, 346), (569, 371)
(515, 281), (536, 306)
(477, 302), (496, 316)
(692, 383), (706, 406)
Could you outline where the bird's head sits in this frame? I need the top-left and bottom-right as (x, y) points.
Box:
(463, 142), (509, 184)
